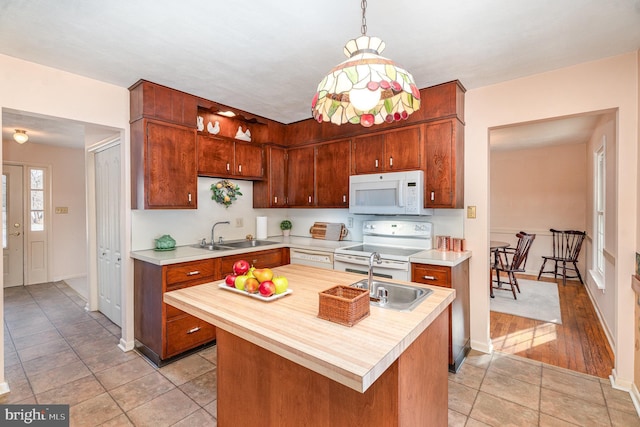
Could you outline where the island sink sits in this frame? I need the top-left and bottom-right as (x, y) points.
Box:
(350, 279), (433, 311)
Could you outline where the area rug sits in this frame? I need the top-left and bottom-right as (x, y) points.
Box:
(490, 278), (562, 324)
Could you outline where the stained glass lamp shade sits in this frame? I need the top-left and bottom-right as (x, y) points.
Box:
(311, 35), (421, 127)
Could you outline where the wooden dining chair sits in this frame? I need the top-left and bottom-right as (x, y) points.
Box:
(537, 229), (586, 286)
(491, 231), (536, 299)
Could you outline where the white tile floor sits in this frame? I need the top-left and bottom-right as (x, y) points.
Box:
(2, 281), (639, 426)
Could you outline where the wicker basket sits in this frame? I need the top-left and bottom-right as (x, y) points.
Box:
(318, 285), (370, 326)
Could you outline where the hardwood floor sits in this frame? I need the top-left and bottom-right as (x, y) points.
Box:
(490, 275), (615, 378)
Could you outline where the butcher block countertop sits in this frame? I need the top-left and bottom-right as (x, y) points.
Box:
(164, 264), (455, 393)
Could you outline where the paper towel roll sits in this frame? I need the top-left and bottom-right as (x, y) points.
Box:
(256, 216), (267, 239)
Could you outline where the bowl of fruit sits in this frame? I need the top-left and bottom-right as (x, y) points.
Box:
(219, 259), (291, 301)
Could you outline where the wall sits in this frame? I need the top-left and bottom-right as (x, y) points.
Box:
(465, 51), (638, 390)
(0, 53), (131, 392)
(131, 177), (465, 250)
(490, 142), (587, 276)
(2, 141), (87, 295)
(584, 113), (617, 342)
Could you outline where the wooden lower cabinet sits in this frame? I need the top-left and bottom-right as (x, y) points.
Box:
(220, 248), (290, 277)
(134, 258), (219, 366)
(134, 248), (290, 365)
(412, 260), (470, 372)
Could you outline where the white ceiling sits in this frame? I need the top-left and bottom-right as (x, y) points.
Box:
(1, 0), (639, 148)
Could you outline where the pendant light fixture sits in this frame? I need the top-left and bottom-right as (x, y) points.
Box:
(13, 129), (28, 144)
(311, 0), (420, 127)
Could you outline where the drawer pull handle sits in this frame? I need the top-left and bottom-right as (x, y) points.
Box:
(423, 275), (436, 280)
(187, 327), (201, 334)
(187, 271), (201, 276)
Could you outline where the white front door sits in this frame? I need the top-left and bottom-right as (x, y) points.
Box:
(3, 164), (24, 287)
(95, 144), (122, 326)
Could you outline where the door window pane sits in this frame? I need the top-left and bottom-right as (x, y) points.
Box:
(29, 168), (44, 232)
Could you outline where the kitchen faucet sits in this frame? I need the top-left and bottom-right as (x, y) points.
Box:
(368, 252), (382, 294)
(211, 221), (230, 245)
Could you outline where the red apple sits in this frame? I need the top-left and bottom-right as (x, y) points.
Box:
(258, 280), (276, 297)
(253, 268), (273, 283)
(233, 259), (250, 275)
(244, 277), (260, 294)
(272, 276), (289, 294)
(225, 274), (237, 287)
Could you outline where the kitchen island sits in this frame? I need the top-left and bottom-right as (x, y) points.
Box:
(164, 264), (455, 426)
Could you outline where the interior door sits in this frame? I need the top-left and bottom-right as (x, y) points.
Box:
(95, 144), (122, 326)
(3, 164), (24, 287)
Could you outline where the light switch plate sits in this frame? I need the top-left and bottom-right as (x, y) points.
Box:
(235, 217), (243, 227)
(467, 206), (476, 219)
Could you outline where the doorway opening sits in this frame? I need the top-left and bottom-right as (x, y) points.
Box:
(488, 110), (616, 378)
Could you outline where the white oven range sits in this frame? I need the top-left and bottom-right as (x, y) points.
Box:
(333, 220), (433, 281)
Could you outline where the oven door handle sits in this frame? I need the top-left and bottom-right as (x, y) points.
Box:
(334, 254), (408, 270)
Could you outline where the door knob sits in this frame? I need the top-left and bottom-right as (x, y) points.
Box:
(9, 232), (21, 236)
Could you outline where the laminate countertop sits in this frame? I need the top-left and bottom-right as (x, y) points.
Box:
(131, 235), (471, 267)
(164, 264), (455, 393)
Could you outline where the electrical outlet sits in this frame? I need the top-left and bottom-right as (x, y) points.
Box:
(235, 217), (243, 227)
(348, 217), (353, 228)
(467, 206), (476, 219)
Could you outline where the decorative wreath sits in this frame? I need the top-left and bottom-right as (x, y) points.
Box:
(211, 180), (242, 208)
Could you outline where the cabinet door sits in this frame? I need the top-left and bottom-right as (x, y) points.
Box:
(353, 134), (384, 174)
(384, 127), (422, 171)
(315, 139), (351, 207)
(287, 146), (315, 206)
(145, 121), (197, 208)
(197, 135), (234, 177)
(425, 119), (464, 208)
(235, 141), (264, 178)
(253, 145), (286, 208)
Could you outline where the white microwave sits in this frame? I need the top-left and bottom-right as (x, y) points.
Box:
(349, 171), (433, 215)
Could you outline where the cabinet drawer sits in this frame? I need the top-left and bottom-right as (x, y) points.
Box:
(412, 264), (451, 287)
(165, 314), (216, 357)
(166, 259), (216, 287)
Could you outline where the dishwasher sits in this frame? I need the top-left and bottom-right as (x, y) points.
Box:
(289, 248), (334, 270)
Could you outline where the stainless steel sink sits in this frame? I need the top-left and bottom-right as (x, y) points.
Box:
(222, 240), (279, 249)
(350, 279), (433, 311)
(190, 244), (233, 251)
(191, 240), (279, 251)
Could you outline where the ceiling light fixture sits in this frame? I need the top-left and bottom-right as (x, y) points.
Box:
(311, 0), (420, 127)
(13, 129), (28, 144)
(216, 110), (236, 118)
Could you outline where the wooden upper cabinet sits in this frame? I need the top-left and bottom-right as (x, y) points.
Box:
(384, 126), (422, 171)
(234, 141), (263, 178)
(197, 135), (234, 176)
(130, 80), (198, 128)
(353, 134), (384, 174)
(287, 146), (315, 207)
(253, 145), (287, 208)
(353, 126), (422, 174)
(315, 139), (351, 207)
(197, 135), (264, 179)
(132, 120), (197, 209)
(424, 119), (464, 208)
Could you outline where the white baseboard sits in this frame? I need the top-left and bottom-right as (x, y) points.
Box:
(471, 339), (493, 354)
(0, 381), (10, 397)
(118, 338), (135, 352)
(630, 383), (640, 417)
